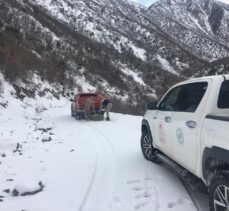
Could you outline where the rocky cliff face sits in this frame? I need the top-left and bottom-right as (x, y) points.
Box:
(0, 0), (228, 114)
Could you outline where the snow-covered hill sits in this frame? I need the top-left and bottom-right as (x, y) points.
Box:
(0, 78), (197, 211)
(0, 0), (229, 113)
(31, 0), (229, 61)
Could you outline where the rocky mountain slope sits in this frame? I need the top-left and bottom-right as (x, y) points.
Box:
(150, 0), (229, 58)
(0, 0), (229, 114)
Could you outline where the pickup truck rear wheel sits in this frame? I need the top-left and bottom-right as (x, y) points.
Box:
(71, 109), (75, 117)
(75, 112), (82, 120)
(141, 130), (157, 162)
(209, 171), (229, 211)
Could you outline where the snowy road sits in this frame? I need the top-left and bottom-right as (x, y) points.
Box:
(0, 101), (197, 211)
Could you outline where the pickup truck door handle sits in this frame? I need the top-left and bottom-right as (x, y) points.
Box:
(164, 116), (171, 123)
(186, 121), (197, 129)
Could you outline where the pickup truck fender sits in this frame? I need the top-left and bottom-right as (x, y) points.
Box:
(141, 119), (151, 135)
(202, 146), (229, 183)
(142, 119), (156, 143)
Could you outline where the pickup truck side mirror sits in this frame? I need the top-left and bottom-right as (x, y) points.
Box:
(146, 102), (158, 110)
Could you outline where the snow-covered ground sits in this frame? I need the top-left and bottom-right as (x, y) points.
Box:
(0, 81), (197, 211)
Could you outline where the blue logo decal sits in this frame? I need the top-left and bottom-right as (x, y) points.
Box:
(176, 128), (184, 145)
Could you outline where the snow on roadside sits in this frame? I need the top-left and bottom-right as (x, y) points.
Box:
(120, 67), (146, 86)
(157, 54), (179, 76)
(129, 43), (146, 61)
(0, 76), (196, 211)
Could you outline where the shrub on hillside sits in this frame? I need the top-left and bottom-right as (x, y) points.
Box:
(0, 78), (2, 95)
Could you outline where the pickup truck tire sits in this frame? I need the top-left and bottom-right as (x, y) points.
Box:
(71, 109), (75, 117)
(75, 112), (82, 120)
(209, 171), (229, 211)
(141, 130), (157, 162)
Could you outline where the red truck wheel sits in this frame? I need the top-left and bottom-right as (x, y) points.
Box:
(75, 112), (82, 120)
(71, 109), (75, 117)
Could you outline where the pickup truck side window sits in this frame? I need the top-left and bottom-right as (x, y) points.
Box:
(158, 86), (183, 111)
(218, 80), (229, 108)
(158, 82), (208, 112)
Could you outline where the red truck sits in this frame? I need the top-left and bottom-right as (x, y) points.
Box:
(71, 93), (104, 120)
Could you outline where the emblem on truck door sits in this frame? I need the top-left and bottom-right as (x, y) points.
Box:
(176, 128), (184, 145)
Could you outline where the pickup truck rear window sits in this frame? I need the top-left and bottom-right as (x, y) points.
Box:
(218, 80), (229, 108)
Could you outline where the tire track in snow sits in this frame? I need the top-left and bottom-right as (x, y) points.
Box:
(77, 123), (99, 211)
(87, 123), (117, 159)
(51, 116), (100, 211)
(77, 123), (117, 211)
(78, 124), (98, 211)
(78, 155), (98, 211)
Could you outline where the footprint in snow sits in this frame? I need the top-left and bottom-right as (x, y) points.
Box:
(134, 201), (149, 210)
(0, 194), (5, 202)
(132, 186), (143, 191)
(168, 198), (190, 208)
(112, 196), (123, 208)
(3, 189), (10, 193)
(126, 179), (141, 184)
(42, 137), (52, 143)
(135, 190), (152, 199)
(144, 176), (152, 181)
(113, 196), (122, 203)
(145, 175), (163, 181)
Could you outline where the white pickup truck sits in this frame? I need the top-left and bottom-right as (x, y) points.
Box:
(141, 75), (229, 211)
